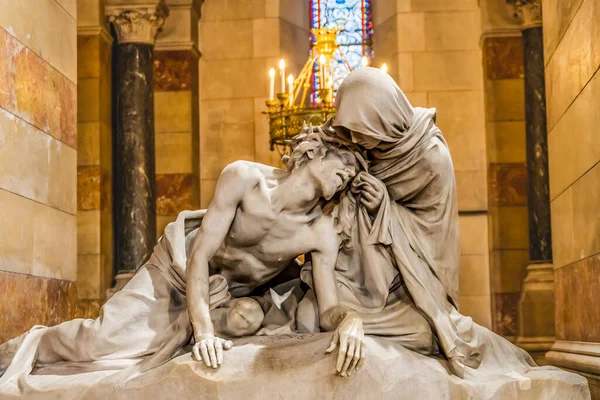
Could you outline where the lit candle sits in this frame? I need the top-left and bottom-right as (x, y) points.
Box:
(381, 63), (388, 74)
(287, 74), (294, 106)
(268, 68), (275, 101)
(319, 54), (326, 89)
(361, 56), (369, 68)
(278, 59), (286, 93)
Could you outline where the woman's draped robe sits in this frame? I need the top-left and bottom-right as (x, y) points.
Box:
(327, 67), (527, 376)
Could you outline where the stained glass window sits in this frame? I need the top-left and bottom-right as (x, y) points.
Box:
(310, 0), (373, 101)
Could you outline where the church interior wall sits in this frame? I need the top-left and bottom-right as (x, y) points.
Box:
(76, 0), (114, 319)
(479, 0), (530, 342)
(0, 0), (78, 342)
(543, 0), (600, 396)
(197, 0), (310, 208)
(153, 0), (202, 240)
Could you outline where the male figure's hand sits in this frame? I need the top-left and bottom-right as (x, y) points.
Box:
(325, 312), (365, 377)
(192, 333), (233, 369)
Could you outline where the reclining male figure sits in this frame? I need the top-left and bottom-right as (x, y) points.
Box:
(2, 133), (366, 380)
(187, 135), (366, 376)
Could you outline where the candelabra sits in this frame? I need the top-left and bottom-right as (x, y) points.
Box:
(265, 27), (350, 155)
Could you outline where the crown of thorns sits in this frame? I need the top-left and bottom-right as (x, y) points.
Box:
(283, 118), (369, 171)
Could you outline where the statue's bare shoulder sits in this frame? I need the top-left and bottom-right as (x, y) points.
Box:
(216, 160), (280, 195)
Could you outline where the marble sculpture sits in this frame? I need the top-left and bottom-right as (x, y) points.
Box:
(0, 68), (590, 399)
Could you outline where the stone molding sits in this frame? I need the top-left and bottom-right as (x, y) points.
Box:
(547, 340), (600, 376)
(155, 0), (202, 54)
(507, 0), (542, 29)
(165, 0), (203, 16)
(77, 26), (114, 45)
(106, 1), (169, 45)
(522, 262), (554, 288)
(479, 29), (522, 49)
(517, 336), (555, 352)
(154, 41), (202, 57)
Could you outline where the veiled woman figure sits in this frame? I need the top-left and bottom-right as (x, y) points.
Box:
(318, 67), (532, 377)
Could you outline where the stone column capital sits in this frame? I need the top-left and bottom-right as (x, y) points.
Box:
(507, 0), (542, 29)
(106, 1), (169, 45)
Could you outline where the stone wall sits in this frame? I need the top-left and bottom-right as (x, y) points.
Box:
(479, 1), (529, 340)
(372, 0), (491, 328)
(198, 0), (310, 207)
(154, 0), (201, 237)
(76, 0), (113, 318)
(543, 0), (600, 397)
(0, 0), (78, 341)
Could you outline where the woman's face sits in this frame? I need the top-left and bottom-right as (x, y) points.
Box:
(349, 130), (381, 150)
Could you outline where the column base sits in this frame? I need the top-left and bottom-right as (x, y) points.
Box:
(516, 263), (555, 363)
(106, 272), (135, 299)
(516, 336), (555, 365)
(547, 341), (600, 397)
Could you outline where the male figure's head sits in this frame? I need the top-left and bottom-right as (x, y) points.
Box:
(286, 125), (365, 200)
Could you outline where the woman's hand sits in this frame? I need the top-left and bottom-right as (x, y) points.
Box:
(192, 333), (233, 369)
(353, 172), (386, 214)
(325, 312), (365, 377)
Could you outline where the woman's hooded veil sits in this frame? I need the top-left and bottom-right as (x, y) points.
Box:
(331, 67), (482, 376)
(333, 67), (458, 303)
(333, 67), (437, 161)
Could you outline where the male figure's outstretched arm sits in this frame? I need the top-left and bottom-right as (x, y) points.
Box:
(186, 162), (250, 368)
(310, 219), (366, 377)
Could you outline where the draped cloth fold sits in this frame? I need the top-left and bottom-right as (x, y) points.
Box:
(331, 67), (485, 375)
(0, 210), (231, 394)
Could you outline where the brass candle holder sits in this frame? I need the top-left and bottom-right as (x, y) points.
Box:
(265, 99), (279, 112)
(276, 92), (290, 107)
(264, 27), (346, 154)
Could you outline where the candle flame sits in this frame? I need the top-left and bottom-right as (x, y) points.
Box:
(287, 74), (294, 84)
(269, 68), (275, 77)
(279, 59), (285, 69)
(381, 63), (388, 73)
(319, 54), (326, 65)
(361, 56), (369, 67)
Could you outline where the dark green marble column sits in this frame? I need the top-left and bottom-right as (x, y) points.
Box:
(113, 42), (157, 275)
(511, 0), (555, 364)
(523, 25), (552, 264)
(106, 3), (168, 293)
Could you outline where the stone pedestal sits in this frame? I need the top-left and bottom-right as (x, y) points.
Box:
(516, 263), (554, 364)
(106, 1), (168, 294)
(509, 0), (555, 360)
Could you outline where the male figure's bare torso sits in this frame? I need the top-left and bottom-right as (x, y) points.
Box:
(187, 140), (365, 373)
(206, 160), (331, 297)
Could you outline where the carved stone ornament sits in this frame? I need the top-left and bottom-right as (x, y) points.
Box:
(107, 2), (169, 45)
(507, 0), (542, 28)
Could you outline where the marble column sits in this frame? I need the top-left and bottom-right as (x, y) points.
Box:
(510, 0), (555, 363)
(106, 1), (169, 294)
